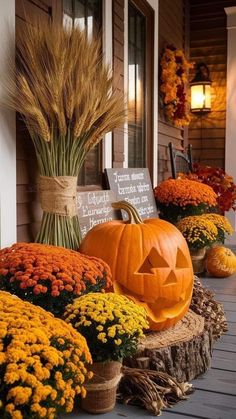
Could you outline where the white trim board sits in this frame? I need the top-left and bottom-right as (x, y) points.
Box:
(147, 0), (159, 187)
(0, 0), (16, 248)
(124, 0), (159, 184)
(102, 0), (113, 169)
(225, 6), (236, 245)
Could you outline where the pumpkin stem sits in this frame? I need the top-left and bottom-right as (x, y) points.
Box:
(112, 201), (143, 224)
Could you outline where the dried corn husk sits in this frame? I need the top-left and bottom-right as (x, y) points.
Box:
(118, 366), (194, 416)
(190, 276), (228, 340)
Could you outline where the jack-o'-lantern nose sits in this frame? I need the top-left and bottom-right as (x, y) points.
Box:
(163, 271), (178, 286)
(137, 247), (169, 274)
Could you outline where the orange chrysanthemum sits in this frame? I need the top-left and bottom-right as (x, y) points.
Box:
(0, 243), (112, 316)
(155, 179), (217, 207)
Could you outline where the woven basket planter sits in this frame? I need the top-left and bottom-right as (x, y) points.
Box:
(190, 247), (206, 274)
(82, 361), (122, 414)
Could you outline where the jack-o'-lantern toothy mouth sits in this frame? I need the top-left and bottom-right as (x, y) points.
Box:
(113, 281), (193, 323)
(113, 281), (193, 307)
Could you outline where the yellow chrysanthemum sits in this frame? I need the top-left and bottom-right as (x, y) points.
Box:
(177, 216), (218, 249)
(201, 214), (233, 237)
(64, 293), (149, 362)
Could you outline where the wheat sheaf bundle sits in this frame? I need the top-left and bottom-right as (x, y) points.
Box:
(7, 20), (125, 249)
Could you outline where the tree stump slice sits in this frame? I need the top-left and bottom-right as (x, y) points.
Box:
(125, 310), (213, 382)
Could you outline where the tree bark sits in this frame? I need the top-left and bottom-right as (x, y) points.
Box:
(125, 310), (213, 382)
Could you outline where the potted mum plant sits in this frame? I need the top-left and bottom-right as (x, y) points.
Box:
(6, 21), (125, 249)
(64, 293), (148, 414)
(180, 164), (236, 213)
(177, 215), (218, 273)
(201, 213), (233, 245)
(154, 178), (218, 223)
(0, 291), (92, 419)
(0, 242), (112, 317)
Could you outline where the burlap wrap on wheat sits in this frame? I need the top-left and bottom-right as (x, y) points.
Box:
(39, 176), (77, 217)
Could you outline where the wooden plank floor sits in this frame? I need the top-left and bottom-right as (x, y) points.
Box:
(161, 275), (236, 419)
(62, 274), (236, 419)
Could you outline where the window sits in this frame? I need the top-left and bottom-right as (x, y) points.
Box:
(128, 3), (146, 167)
(128, 0), (154, 171)
(63, 0), (102, 186)
(63, 0), (102, 36)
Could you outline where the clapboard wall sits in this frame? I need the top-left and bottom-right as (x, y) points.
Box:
(188, 0), (236, 168)
(158, 0), (187, 182)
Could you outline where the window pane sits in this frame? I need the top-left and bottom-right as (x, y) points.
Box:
(63, 0), (102, 185)
(74, 1), (86, 31)
(63, 0), (74, 27)
(128, 3), (146, 168)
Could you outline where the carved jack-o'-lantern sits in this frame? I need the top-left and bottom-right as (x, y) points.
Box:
(79, 201), (194, 330)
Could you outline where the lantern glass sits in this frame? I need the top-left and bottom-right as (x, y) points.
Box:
(190, 82), (211, 113)
(204, 84), (211, 109)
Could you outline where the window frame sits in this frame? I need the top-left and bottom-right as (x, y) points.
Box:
(62, 0), (105, 188)
(127, 0), (154, 177)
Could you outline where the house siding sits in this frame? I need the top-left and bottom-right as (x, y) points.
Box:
(158, 0), (187, 182)
(189, 0), (236, 169)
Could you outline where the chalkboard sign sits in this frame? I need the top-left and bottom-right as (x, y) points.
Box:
(77, 190), (120, 238)
(105, 168), (158, 220)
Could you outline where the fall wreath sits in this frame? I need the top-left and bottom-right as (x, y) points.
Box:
(160, 45), (193, 127)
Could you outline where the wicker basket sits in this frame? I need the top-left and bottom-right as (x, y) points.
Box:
(190, 247), (206, 274)
(81, 361), (122, 414)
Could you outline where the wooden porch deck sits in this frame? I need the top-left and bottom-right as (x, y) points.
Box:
(63, 274), (236, 419)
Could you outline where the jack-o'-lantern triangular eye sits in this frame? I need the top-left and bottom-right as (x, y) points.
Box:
(138, 247), (169, 273)
(176, 248), (189, 268)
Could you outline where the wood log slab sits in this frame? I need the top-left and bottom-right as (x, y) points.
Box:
(125, 310), (213, 382)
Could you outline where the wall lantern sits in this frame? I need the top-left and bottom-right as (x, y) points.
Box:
(190, 63), (211, 113)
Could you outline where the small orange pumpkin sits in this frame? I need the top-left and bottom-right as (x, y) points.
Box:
(206, 246), (236, 278)
(79, 201), (194, 331)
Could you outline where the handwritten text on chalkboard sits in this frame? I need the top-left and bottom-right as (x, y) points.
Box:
(77, 190), (119, 238)
(105, 168), (158, 219)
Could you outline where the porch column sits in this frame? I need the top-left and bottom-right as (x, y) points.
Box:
(147, 0), (159, 187)
(0, 0), (16, 248)
(103, 0), (113, 169)
(225, 7), (236, 245)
